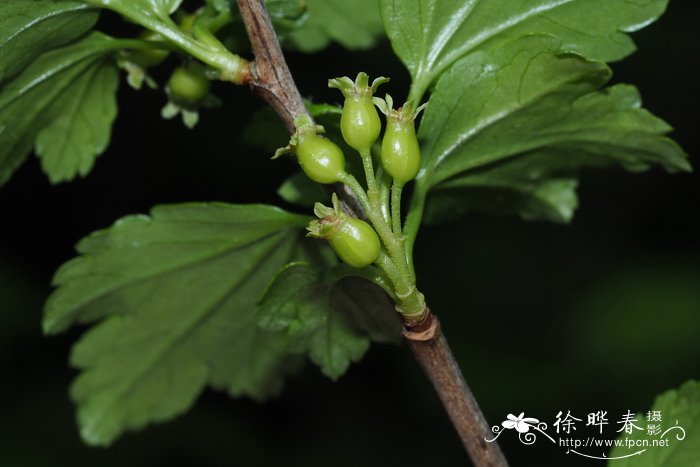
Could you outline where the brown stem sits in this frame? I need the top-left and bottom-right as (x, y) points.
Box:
(236, 0), (307, 132)
(236, 2), (506, 464)
(404, 311), (509, 467)
(236, 0), (364, 220)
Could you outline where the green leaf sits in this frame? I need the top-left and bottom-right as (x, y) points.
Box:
(257, 263), (372, 379)
(0, 0), (98, 83)
(331, 276), (402, 344)
(241, 106), (289, 154)
(205, 0), (231, 13)
(157, 0), (184, 16)
(84, 0), (183, 20)
(287, 0), (383, 52)
(242, 102), (341, 156)
(35, 57), (119, 182)
(277, 171), (327, 208)
(266, 0), (307, 33)
(424, 174), (579, 225)
(43, 203), (309, 446)
(608, 380), (700, 466)
(415, 36), (688, 223)
(381, 0), (670, 98)
(307, 102), (342, 117)
(0, 32), (121, 185)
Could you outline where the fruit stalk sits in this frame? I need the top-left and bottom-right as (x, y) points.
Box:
(236, 0), (364, 221)
(236, 2), (508, 465)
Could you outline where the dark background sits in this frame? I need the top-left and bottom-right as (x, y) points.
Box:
(1, 2), (698, 466)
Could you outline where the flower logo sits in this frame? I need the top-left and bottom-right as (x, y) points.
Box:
(502, 413), (540, 433)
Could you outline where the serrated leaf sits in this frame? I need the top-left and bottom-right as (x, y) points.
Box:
(287, 0), (383, 52)
(0, 32), (121, 186)
(35, 57), (119, 182)
(415, 36), (688, 223)
(0, 0), (98, 83)
(608, 380), (700, 466)
(381, 0), (670, 95)
(43, 203), (309, 446)
(257, 263), (326, 339)
(257, 263), (372, 379)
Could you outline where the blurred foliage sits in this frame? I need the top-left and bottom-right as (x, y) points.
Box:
(609, 380), (700, 466)
(569, 262), (700, 386)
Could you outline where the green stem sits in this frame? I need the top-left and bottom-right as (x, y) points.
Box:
(359, 148), (378, 204)
(115, 38), (178, 52)
(391, 182), (404, 237)
(403, 176), (429, 280)
(85, 1), (249, 83)
(340, 173), (371, 214)
(342, 174), (394, 249)
(341, 173), (425, 316)
(192, 8), (234, 51)
(205, 10), (233, 33)
(376, 166), (391, 224)
(374, 251), (399, 292)
(407, 81), (428, 113)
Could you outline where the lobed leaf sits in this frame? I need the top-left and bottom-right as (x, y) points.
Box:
(381, 0), (670, 96)
(0, 32), (121, 185)
(257, 263), (401, 379)
(416, 35), (688, 223)
(287, 0), (383, 52)
(0, 0), (98, 83)
(35, 57), (119, 182)
(44, 203), (310, 446)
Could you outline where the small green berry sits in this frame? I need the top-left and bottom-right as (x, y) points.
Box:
(167, 65), (210, 110)
(296, 134), (346, 184)
(307, 194), (381, 268)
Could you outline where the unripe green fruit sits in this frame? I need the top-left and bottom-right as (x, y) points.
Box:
(167, 66), (210, 109)
(307, 193), (380, 268)
(340, 96), (382, 151)
(381, 118), (421, 184)
(130, 31), (170, 68)
(296, 134), (346, 184)
(329, 217), (381, 267)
